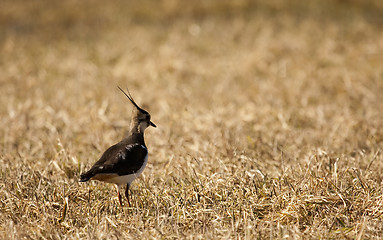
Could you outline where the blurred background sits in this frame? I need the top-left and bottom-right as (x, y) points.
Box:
(1, 0), (382, 164)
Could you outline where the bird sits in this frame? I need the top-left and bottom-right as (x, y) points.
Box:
(79, 86), (156, 206)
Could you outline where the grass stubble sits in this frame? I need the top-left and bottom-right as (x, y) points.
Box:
(0, 0), (383, 239)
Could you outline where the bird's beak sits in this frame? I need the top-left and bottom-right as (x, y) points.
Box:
(150, 121), (157, 128)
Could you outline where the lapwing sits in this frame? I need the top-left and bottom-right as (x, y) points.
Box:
(80, 86), (156, 206)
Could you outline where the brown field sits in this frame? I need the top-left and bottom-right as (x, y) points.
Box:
(1, 0), (383, 239)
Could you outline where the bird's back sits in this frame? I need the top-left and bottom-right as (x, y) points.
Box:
(80, 133), (147, 182)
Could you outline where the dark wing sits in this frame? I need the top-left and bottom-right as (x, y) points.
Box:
(80, 143), (148, 182)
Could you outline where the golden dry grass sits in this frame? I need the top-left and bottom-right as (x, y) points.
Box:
(1, 0), (383, 239)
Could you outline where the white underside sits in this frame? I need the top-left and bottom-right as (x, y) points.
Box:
(94, 154), (148, 185)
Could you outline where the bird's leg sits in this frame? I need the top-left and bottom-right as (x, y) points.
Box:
(116, 185), (123, 206)
(118, 192), (123, 206)
(125, 183), (131, 207)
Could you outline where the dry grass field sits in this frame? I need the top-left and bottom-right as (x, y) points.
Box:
(1, 0), (383, 239)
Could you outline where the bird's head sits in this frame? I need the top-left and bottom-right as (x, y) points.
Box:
(118, 86), (156, 133)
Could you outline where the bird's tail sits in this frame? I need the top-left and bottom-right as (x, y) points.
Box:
(79, 172), (93, 182)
